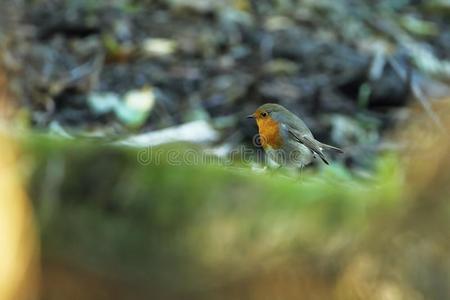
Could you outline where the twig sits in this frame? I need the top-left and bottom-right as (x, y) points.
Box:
(389, 57), (444, 132)
(410, 75), (445, 132)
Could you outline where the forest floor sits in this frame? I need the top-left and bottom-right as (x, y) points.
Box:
(1, 0), (449, 171)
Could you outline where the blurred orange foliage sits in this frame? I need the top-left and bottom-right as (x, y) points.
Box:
(0, 68), (40, 300)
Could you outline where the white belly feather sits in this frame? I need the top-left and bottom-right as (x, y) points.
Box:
(265, 143), (314, 169)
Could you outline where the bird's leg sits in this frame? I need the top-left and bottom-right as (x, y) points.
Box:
(298, 165), (305, 181)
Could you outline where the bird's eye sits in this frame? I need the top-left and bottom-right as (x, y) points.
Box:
(261, 112), (267, 117)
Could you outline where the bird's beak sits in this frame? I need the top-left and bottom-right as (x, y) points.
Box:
(246, 114), (255, 119)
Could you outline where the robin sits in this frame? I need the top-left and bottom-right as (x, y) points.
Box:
(248, 103), (343, 168)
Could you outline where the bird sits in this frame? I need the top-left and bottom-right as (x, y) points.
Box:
(247, 103), (343, 169)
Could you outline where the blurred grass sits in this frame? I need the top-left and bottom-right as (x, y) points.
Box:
(20, 134), (413, 300)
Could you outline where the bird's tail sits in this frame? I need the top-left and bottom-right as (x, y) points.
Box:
(320, 142), (344, 153)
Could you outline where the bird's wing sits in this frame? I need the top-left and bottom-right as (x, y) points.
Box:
(286, 126), (329, 165)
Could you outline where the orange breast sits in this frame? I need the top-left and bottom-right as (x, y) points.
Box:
(256, 117), (283, 149)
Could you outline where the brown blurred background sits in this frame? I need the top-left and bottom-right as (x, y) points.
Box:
(0, 0), (449, 299)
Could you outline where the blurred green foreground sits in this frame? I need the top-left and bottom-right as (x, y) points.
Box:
(17, 135), (448, 300)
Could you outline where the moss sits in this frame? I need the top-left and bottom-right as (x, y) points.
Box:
(22, 134), (404, 295)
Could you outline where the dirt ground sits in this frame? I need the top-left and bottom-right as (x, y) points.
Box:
(1, 0), (450, 169)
